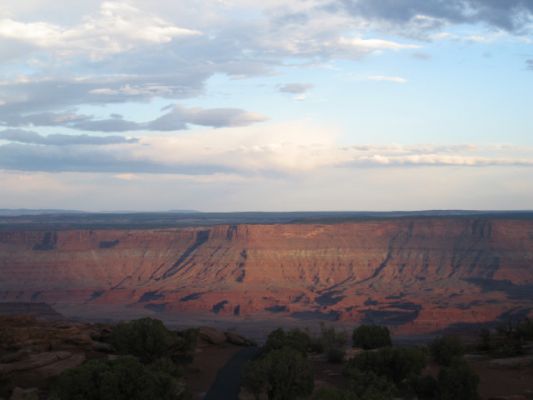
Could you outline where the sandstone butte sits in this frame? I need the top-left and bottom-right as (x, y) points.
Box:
(0, 217), (532, 335)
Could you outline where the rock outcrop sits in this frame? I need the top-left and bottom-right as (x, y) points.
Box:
(0, 218), (532, 333)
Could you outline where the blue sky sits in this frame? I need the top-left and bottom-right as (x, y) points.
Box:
(0, 0), (532, 211)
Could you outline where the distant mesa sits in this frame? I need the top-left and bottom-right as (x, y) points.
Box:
(0, 214), (532, 334)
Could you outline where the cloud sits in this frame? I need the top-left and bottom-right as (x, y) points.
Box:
(0, 2), (201, 60)
(334, 0), (533, 33)
(1, 105), (268, 132)
(148, 106), (268, 130)
(0, 129), (138, 145)
(0, 1), (425, 133)
(527, 59), (533, 70)
(0, 111), (92, 127)
(0, 121), (531, 175)
(0, 142), (233, 174)
(367, 75), (407, 84)
(0, 75), (209, 117)
(278, 83), (314, 94)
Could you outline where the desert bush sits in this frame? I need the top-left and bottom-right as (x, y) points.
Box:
(412, 375), (438, 400)
(345, 369), (396, 400)
(437, 359), (480, 400)
(110, 318), (177, 363)
(312, 324), (348, 363)
(173, 328), (198, 363)
(243, 347), (314, 400)
(492, 338), (524, 358)
(352, 325), (391, 350)
(309, 337), (325, 353)
(345, 347), (427, 387)
(477, 328), (492, 352)
(516, 318), (533, 340)
(263, 328), (311, 355)
(312, 387), (357, 400)
(242, 357), (270, 400)
(320, 324), (348, 349)
(430, 335), (464, 366)
(149, 357), (184, 378)
(326, 347), (345, 364)
(51, 357), (188, 400)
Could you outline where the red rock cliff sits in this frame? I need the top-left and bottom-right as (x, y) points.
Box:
(1, 218), (532, 333)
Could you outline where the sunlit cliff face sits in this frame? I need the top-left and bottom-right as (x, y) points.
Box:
(1, 218), (532, 333)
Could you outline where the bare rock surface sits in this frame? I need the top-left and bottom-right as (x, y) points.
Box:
(1, 218), (533, 334)
(198, 327), (227, 345)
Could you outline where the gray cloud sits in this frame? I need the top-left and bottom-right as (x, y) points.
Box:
(527, 59), (533, 70)
(2, 106), (268, 132)
(0, 143), (233, 175)
(0, 111), (92, 127)
(278, 83), (314, 94)
(155, 106), (268, 129)
(0, 129), (138, 145)
(334, 0), (533, 33)
(0, 74), (209, 118)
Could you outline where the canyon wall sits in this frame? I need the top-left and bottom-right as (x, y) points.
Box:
(0, 218), (532, 333)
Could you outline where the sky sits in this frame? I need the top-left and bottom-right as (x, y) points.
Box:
(0, 0), (532, 211)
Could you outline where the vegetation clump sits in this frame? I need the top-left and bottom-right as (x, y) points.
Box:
(477, 318), (533, 358)
(310, 324), (348, 363)
(51, 357), (188, 400)
(263, 327), (311, 355)
(437, 359), (480, 400)
(49, 318), (196, 400)
(312, 387), (357, 400)
(352, 325), (391, 350)
(429, 335), (464, 366)
(344, 346), (427, 388)
(109, 317), (179, 363)
(243, 347), (314, 400)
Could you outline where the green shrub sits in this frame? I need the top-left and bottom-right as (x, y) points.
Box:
(492, 338), (524, 358)
(430, 335), (464, 366)
(320, 324), (348, 349)
(477, 329), (492, 352)
(173, 328), (198, 363)
(243, 347), (314, 400)
(51, 357), (188, 400)
(310, 338), (325, 353)
(310, 325), (348, 354)
(516, 318), (533, 340)
(438, 359), (479, 400)
(412, 375), (438, 400)
(243, 358), (269, 399)
(345, 347), (427, 387)
(110, 318), (177, 363)
(263, 328), (311, 355)
(352, 325), (391, 350)
(326, 347), (345, 364)
(312, 388), (358, 400)
(345, 369), (396, 400)
(149, 357), (184, 378)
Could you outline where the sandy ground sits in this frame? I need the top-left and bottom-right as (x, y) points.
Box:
(471, 360), (533, 399)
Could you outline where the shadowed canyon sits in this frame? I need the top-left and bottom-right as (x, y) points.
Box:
(1, 215), (532, 336)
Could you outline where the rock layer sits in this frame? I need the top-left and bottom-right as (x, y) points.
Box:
(0, 218), (532, 333)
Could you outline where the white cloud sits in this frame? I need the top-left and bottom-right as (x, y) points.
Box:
(0, 2), (201, 60)
(367, 75), (407, 84)
(337, 37), (419, 52)
(1, 120), (531, 175)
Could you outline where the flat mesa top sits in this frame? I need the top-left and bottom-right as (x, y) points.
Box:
(0, 210), (532, 231)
